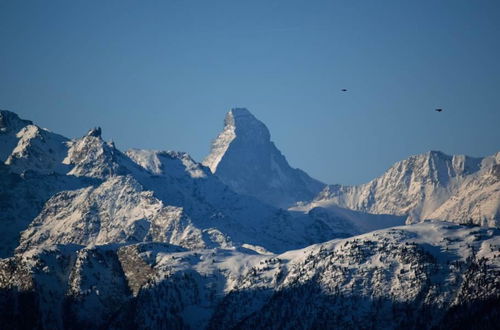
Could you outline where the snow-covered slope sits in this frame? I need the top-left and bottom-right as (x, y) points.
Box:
(211, 221), (500, 329)
(304, 151), (500, 227)
(5, 124), (70, 175)
(0, 110), (33, 161)
(0, 164), (90, 258)
(2, 222), (499, 329)
(426, 159), (500, 226)
(126, 149), (208, 179)
(0, 117), (91, 257)
(204, 108), (325, 208)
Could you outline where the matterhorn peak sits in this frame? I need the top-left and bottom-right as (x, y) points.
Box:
(204, 108), (324, 208)
(227, 108), (270, 141)
(203, 108), (271, 173)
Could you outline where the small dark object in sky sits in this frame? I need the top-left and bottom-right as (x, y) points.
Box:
(341, 89), (347, 92)
(435, 108), (443, 112)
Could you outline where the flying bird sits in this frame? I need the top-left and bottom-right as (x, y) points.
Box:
(435, 108), (443, 112)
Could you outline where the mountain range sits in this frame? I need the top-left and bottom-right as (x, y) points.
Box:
(294, 151), (500, 227)
(0, 108), (499, 329)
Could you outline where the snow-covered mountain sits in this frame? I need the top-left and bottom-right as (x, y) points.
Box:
(1, 108), (499, 329)
(0, 110), (365, 259)
(0, 111), (89, 257)
(13, 131), (305, 254)
(299, 151), (500, 227)
(201, 108), (498, 227)
(204, 108), (325, 208)
(1, 222), (499, 329)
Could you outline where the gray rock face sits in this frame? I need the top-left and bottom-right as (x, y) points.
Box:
(204, 108), (325, 208)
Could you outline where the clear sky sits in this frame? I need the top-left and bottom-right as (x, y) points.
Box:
(1, 0), (499, 185)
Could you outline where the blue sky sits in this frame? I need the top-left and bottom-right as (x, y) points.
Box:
(1, 0), (499, 184)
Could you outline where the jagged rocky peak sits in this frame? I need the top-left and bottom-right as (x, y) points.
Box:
(204, 107), (325, 208)
(86, 126), (102, 138)
(64, 126), (130, 178)
(203, 107), (266, 174)
(0, 110), (33, 134)
(227, 107), (271, 141)
(203, 107), (270, 173)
